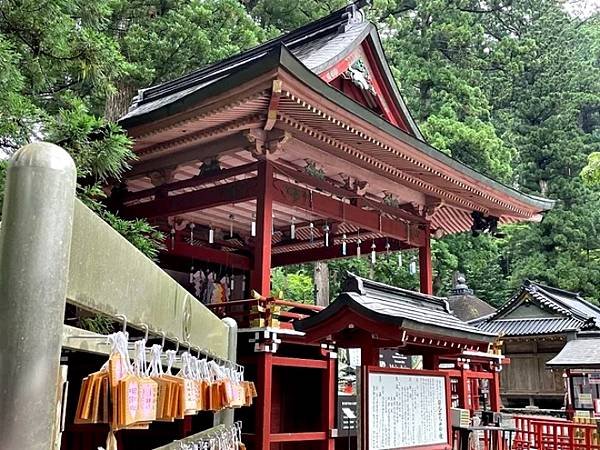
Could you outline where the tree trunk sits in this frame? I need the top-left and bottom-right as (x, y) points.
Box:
(104, 82), (137, 122)
(314, 261), (330, 307)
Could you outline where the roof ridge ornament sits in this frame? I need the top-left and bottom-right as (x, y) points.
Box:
(339, 0), (370, 32)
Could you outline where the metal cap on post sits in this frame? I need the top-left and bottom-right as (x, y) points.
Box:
(215, 317), (238, 427)
(0, 143), (76, 450)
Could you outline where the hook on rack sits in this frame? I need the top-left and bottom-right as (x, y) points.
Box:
(115, 314), (128, 334)
(140, 323), (149, 342)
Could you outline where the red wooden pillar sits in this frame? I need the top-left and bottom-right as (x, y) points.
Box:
(490, 370), (501, 412)
(251, 160), (274, 297)
(458, 368), (470, 410)
(422, 353), (439, 370)
(256, 352), (273, 450)
(419, 224), (433, 295)
(322, 354), (336, 450)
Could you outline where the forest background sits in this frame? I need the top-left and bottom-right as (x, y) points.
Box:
(0, 0), (598, 306)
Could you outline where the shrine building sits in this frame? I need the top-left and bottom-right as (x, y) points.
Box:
(114, 2), (554, 449)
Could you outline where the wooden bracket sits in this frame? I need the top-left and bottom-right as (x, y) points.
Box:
(245, 128), (290, 160)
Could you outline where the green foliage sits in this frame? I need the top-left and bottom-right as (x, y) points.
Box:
(271, 267), (314, 302)
(247, 0), (346, 31)
(1, 0), (599, 307)
(0, 0), (267, 259)
(114, 0), (269, 88)
(582, 153), (600, 186)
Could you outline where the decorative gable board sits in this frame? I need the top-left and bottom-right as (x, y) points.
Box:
(318, 39), (414, 134)
(501, 296), (562, 319)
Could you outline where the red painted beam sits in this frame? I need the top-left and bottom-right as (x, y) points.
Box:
(165, 241), (251, 271)
(251, 160), (273, 297)
(120, 177), (257, 219)
(122, 162), (258, 203)
(271, 161), (425, 224)
(272, 356), (328, 369)
(270, 432), (327, 443)
(272, 237), (410, 267)
(272, 179), (426, 246)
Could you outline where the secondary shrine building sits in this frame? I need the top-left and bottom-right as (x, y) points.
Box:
(114, 2), (554, 450)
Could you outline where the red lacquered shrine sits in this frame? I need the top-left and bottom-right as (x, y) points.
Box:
(115, 1), (552, 449)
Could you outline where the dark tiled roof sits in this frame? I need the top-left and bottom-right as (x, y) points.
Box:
(547, 332), (600, 368)
(448, 294), (496, 322)
(476, 317), (589, 336)
(121, 2), (398, 126)
(472, 280), (600, 337)
(295, 273), (495, 342)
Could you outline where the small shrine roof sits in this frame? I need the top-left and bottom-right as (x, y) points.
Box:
(471, 280), (600, 337)
(547, 332), (600, 368)
(295, 273), (496, 344)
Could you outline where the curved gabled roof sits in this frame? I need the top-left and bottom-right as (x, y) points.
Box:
(119, 0), (554, 235)
(472, 280), (600, 336)
(295, 273), (496, 343)
(121, 1), (422, 138)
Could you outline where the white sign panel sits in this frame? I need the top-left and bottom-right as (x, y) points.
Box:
(368, 372), (448, 450)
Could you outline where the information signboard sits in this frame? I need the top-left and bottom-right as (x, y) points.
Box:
(366, 368), (449, 450)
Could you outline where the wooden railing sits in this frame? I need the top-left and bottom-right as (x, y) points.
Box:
(513, 415), (600, 450)
(207, 296), (323, 329)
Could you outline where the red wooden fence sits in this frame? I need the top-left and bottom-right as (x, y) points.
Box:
(513, 416), (600, 450)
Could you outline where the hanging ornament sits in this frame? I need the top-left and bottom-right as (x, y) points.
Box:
(409, 259), (417, 275)
(309, 222), (315, 243)
(189, 223), (195, 245)
(341, 233), (347, 256)
(229, 214), (235, 238)
(398, 253), (403, 268)
(251, 213), (256, 237)
(230, 275), (235, 292)
(356, 231), (362, 258)
(323, 223), (330, 247)
(290, 216), (296, 240)
(208, 224), (214, 244)
(271, 212), (275, 235)
(170, 226), (176, 250)
(385, 239), (391, 255)
(371, 241), (377, 265)
(189, 264), (195, 284)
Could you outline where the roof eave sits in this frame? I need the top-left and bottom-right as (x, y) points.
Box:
(277, 47), (555, 214)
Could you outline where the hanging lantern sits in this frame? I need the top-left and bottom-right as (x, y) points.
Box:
(271, 212), (275, 235)
(230, 275), (235, 291)
(398, 253), (403, 268)
(229, 214), (235, 238)
(189, 223), (195, 245)
(290, 216), (296, 240)
(251, 213), (256, 237)
(208, 224), (214, 244)
(371, 240), (377, 265)
(341, 233), (347, 256)
(170, 226), (176, 250)
(385, 239), (391, 254)
(309, 222), (314, 243)
(356, 239), (362, 257)
(189, 265), (195, 284)
(323, 223), (330, 247)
